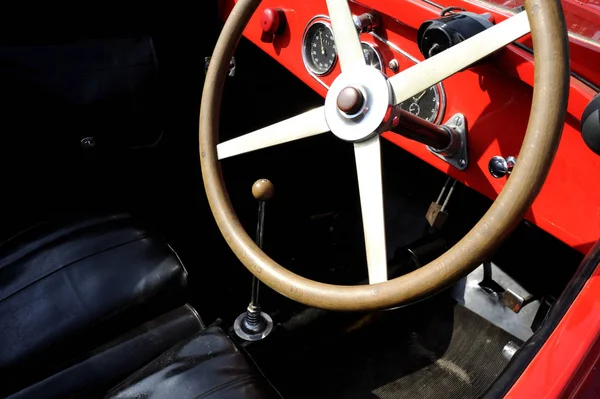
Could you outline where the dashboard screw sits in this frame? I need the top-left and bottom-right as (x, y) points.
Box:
(454, 115), (463, 126)
(388, 59), (399, 72)
(80, 137), (96, 149)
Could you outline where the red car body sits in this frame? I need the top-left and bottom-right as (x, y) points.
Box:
(220, 0), (600, 397)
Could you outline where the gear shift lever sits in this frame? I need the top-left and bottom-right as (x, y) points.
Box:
(233, 179), (275, 341)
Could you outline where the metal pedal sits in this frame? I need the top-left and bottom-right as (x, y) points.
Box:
(452, 262), (541, 341)
(501, 288), (534, 313)
(426, 177), (456, 229)
(426, 202), (449, 229)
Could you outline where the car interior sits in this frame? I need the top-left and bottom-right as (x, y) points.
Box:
(1, 1), (599, 398)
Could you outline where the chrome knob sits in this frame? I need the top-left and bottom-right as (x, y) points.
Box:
(353, 12), (381, 33)
(488, 156), (516, 178)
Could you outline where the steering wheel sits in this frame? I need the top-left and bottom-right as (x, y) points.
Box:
(200, 0), (569, 311)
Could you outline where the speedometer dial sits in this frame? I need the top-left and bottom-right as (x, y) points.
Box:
(302, 20), (337, 76)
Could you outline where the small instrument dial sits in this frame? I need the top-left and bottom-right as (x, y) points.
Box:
(361, 42), (383, 71)
(303, 21), (337, 76)
(302, 16), (445, 124)
(399, 85), (442, 124)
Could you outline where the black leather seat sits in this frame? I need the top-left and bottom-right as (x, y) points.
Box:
(8, 305), (203, 399)
(0, 214), (190, 396)
(106, 326), (282, 399)
(1, 214), (280, 398)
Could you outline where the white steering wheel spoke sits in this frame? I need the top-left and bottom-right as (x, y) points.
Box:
(354, 135), (388, 284)
(217, 106), (329, 160)
(388, 11), (530, 105)
(326, 0), (365, 71)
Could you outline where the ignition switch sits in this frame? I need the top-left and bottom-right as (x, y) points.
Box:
(417, 10), (494, 59)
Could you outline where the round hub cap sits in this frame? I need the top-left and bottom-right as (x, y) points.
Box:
(325, 65), (392, 142)
(337, 86), (365, 116)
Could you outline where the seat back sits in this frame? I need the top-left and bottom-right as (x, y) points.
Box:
(0, 214), (188, 396)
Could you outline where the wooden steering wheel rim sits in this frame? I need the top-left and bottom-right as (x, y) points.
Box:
(199, 0), (569, 311)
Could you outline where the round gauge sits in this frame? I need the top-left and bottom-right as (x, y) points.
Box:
(399, 85), (443, 124)
(302, 21), (337, 76)
(361, 42), (383, 71)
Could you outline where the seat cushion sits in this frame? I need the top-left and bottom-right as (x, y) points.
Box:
(0, 213), (188, 395)
(8, 305), (203, 399)
(105, 326), (282, 399)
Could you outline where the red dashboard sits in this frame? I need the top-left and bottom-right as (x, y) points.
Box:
(220, 0), (600, 254)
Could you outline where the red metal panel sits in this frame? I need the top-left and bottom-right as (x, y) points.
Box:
(473, 0), (600, 42)
(219, 0), (600, 253)
(505, 261), (600, 398)
(437, 0), (600, 93)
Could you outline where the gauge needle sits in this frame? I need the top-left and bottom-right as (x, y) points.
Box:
(413, 90), (427, 104)
(319, 31), (325, 55)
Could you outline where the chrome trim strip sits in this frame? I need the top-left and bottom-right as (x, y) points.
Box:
(371, 31), (420, 63)
(421, 0), (444, 9)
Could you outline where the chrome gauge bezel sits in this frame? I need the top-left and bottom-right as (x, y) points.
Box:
(302, 17), (337, 77)
(431, 83), (446, 125)
(300, 18), (446, 125)
(360, 41), (384, 72)
(370, 31), (447, 125)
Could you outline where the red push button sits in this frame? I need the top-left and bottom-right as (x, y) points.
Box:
(261, 8), (285, 35)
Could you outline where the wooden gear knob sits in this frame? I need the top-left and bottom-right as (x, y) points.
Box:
(252, 179), (275, 202)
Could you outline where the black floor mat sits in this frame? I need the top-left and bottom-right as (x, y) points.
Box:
(249, 298), (519, 399)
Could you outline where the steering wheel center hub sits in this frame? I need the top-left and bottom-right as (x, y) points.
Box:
(325, 66), (392, 142)
(337, 86), (366, 116)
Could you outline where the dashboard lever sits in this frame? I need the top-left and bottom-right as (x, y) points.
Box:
(233, 179), (275, 342)
(353, 12), (381, 34)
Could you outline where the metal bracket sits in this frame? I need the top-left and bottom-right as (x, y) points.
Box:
(233, 309), (274, 341)
(425, 177), (456, 229)
(205, 56), (236, 77)
(80, 136), (96, 149)
(428, 113), (468, 170)
(452, 262), (541, 341)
